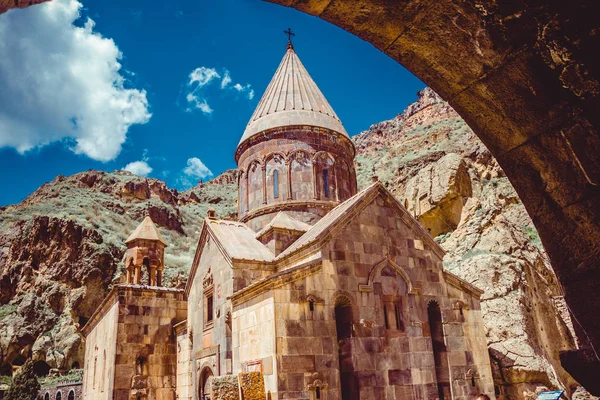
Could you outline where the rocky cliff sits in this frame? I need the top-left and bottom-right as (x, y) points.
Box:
(0, 171), (236, 372)
(0, 89), (587, 398)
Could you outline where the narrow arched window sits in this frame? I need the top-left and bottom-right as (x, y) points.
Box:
(273, 170), (279, 198)
(323, 169), (329, 197)
(56, 392), (62, 400)
(68, 391), (75, 400)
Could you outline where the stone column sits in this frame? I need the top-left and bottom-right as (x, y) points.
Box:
(149, 266), (157, 286)
(245, 169), (250, 214)
(286, 160), (293, 200)
(312, 163), (319, 200)
(134, 266), (141, 285)
(261, 165), (267, 205)
(334, 167), (339, 201)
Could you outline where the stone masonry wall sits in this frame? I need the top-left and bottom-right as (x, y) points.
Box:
(83, 301), (119, 399)
(231, 293), (277, 397)
(175, 324), (193, 400)
(270, 191), (495, 399)
(112, 286), (187, 400)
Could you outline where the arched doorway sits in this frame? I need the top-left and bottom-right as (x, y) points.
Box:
(199, 367), (214, 400)
(428, 301), (450, 399)
(334, 296), (358, 400)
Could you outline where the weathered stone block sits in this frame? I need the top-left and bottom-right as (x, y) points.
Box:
(239, 372), (266, 400)
(211, 375), (240, 400)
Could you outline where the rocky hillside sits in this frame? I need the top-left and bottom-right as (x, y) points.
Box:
(0, 88), (588, 398)
(0, 171), (236, 373)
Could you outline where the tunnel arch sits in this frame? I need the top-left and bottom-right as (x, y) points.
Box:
(1, 0), (599, 388)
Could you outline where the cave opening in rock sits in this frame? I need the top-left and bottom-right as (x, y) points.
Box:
(33, 360), (51, 376)
(0, 363), (11, 376)
(78, 316), (89, 327)
(11, 355), (25, 367)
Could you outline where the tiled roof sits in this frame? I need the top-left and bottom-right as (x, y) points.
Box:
(207, 220), (274, 262)
(256, 211), (313, 238)
(125, 216), (167, 246)
(239, 46), (348, 146)
(275, 182), (380, 260)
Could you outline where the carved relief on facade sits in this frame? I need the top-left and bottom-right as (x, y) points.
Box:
(290, 150), (314, 201)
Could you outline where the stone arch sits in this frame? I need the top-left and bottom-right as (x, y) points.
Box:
(333, 292), (358, 400)
(270, 0), (600, 368)
(55, 390), (62, 400)
(238, 169), (247, 215)
(265, 152), (287, 204)
(141, 256), (151, 285)
(247, 159), (264, 211)
(313, 151), (336, 200)
(359, 257), (417, 295)
(199, 366), (214, 400)
(67, 390), (75, 400)
(44, 392), (50, 400)
(264, 151), (287, 164)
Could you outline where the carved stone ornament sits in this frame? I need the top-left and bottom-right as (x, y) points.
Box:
(203, 267), (213, 290)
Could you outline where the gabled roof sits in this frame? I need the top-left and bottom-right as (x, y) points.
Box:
(207, 219), (274, 262)
(275, 181), (446, 261)
(125, 216), (167, 246)
(256, 211), (313, 239)
(238, 45), (348, 146)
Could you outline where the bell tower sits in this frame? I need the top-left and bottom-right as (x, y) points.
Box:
(235, 34), (357, 231)
(123, 216), (167, 286)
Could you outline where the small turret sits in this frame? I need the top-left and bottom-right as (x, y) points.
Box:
(123, 216), (167, 286)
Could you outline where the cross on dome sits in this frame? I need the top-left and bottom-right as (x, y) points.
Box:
(284, 28), (295, 49)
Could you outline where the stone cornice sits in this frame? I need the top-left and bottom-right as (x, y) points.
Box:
(443, 270), (485, 298)
(173, 319), (188, 334)
(230, 260), (322, 306)
(239, 200), (338, 224)
(235, 125), (356, 163)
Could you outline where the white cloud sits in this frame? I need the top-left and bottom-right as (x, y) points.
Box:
(184, 157), (213, 180)
(184, 67), (253, 115)
(189, 67), (220, 87)
(178, 157), (213, 188)
(0, 0), (151, 162)
(186, 93), (213, 114)
(123, 160), (152, 176)
(221, 70), (232, 88)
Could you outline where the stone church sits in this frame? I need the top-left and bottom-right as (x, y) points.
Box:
(81, 39), (495, 400)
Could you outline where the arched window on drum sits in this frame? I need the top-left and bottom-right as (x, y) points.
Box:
(273, 170), (279, 198)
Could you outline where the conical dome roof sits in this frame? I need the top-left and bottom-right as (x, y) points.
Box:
(239, 45), (348, 146)
(125, 216), (167, 246)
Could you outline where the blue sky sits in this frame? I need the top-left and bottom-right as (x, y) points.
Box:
(0, 0), (425, 206)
